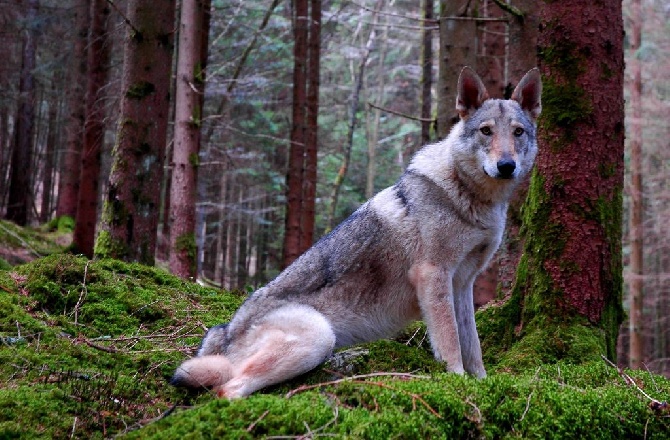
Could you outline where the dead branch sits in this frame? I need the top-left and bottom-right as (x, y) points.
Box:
(601, 355), (669, 413)
(285, 372), (440, 419)
(246, 410), (270, 433)
(367, 101), (436, 123)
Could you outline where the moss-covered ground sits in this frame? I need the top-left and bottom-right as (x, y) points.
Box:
(0, 252), (668, 438)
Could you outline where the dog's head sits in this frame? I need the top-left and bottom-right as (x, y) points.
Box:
(455, 67), (542, 181)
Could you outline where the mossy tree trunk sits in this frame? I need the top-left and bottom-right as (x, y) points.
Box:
(478, 0), (625, 370)
(95, 0), (176, 265)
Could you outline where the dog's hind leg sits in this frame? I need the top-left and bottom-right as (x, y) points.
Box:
(216, 304), (336, 398)
(170, 354), (234, 390)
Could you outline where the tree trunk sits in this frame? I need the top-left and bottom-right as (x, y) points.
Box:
(478, 0), (625, 370)
(56, 0), (89, 220)
(96, 0), (176, 265)
(420, 0), (434, 146)
(6, 0), (39, 225)
(168, 0), (206, 278)
(40, 94), (58, 223)
(282, 0), (308, 267)
(72, 0), (111, 257)
(300, 0), (321, 256)
(506, 0), (539, 95)
(436, 0), (476, 139)
(491, 0), (539, 297)
(627, 0), (644, 370)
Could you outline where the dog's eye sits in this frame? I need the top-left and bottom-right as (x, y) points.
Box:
(480, 127), (492, 136)
(513, 127), (524, 136)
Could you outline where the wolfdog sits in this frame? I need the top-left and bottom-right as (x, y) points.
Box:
(171, 67), (542, 398)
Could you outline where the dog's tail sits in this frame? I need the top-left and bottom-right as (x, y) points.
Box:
(170, 355), (233, 390)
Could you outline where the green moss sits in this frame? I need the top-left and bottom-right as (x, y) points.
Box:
(592, 192), (625, 359)
(188, 152), (200, 167)
(126, 81), (156, 100)
(537, 36), (593, 148)
(94, 229), (130, 260)
(0, 254), (244, 439)
(0, 258), (11, 270)
(127, 363), (670, 439)
(1, 254), (668, 438)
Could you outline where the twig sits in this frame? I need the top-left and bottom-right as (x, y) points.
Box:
(287, 372), (429, 397)
(286, 373), (440, 419)
(73, 261), (90, 326)
(106, 0), (140, 35)
(519, 391), (533, 422)
(491, 0), (523, 19)
(0, 222), (42, 257)
(70, 417), (77, 439)
(367, 101), (436, 123)
(82, 337), (119, 353)
(246, 410), (270, 433)
(601, 355), (668, 412)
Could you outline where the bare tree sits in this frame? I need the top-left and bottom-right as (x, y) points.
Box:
(169, 0), (208, 278)
(282, 0), (308, 267)
(436, 0), (476, 139)
(627, 0), (644, 370)
(6, 0), (39, 225)
(283, 0), (322, 266)
(56, 0), (89, 220)
(72, 0), (111, 257)
(96, 0), (176, 264)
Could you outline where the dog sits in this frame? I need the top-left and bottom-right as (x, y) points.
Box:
(171, 67), (542, 398)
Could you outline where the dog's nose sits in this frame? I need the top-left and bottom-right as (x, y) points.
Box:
(496, 159), (516, 178)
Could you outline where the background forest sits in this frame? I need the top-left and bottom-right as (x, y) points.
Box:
(0, 0), (668, 378)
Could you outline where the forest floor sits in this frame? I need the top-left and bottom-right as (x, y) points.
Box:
(0, 221), (669, 439)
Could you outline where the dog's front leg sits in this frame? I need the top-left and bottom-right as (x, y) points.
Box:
(410, 263), (464, 374)
(454, 277), (486, 378)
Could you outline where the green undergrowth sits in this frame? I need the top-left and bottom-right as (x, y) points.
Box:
(1, 254), (669, 439)
(130, 362), (670, 440)
(0, 218), (71, 265)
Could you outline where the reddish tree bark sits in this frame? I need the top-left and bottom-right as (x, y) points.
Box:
(282, 0), (308, 267)
(96, 0), (176, 265)
(56, 0), (89, 220)
(6, 0), (39, 225)
(72, 0), (111, 257)
(169, 0), (208, 278)
(437, 0), (476, 139)
(300, 0), (321, 255)
(480, 0), (626, 368)
(420, 0), (434, 145)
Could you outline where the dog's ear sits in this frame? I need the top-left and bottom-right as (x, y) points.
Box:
(511, 68), (542, 120)
(456, 67), (490, 119)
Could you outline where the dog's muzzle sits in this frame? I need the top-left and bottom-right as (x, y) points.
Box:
(496, 159), (516, 179)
